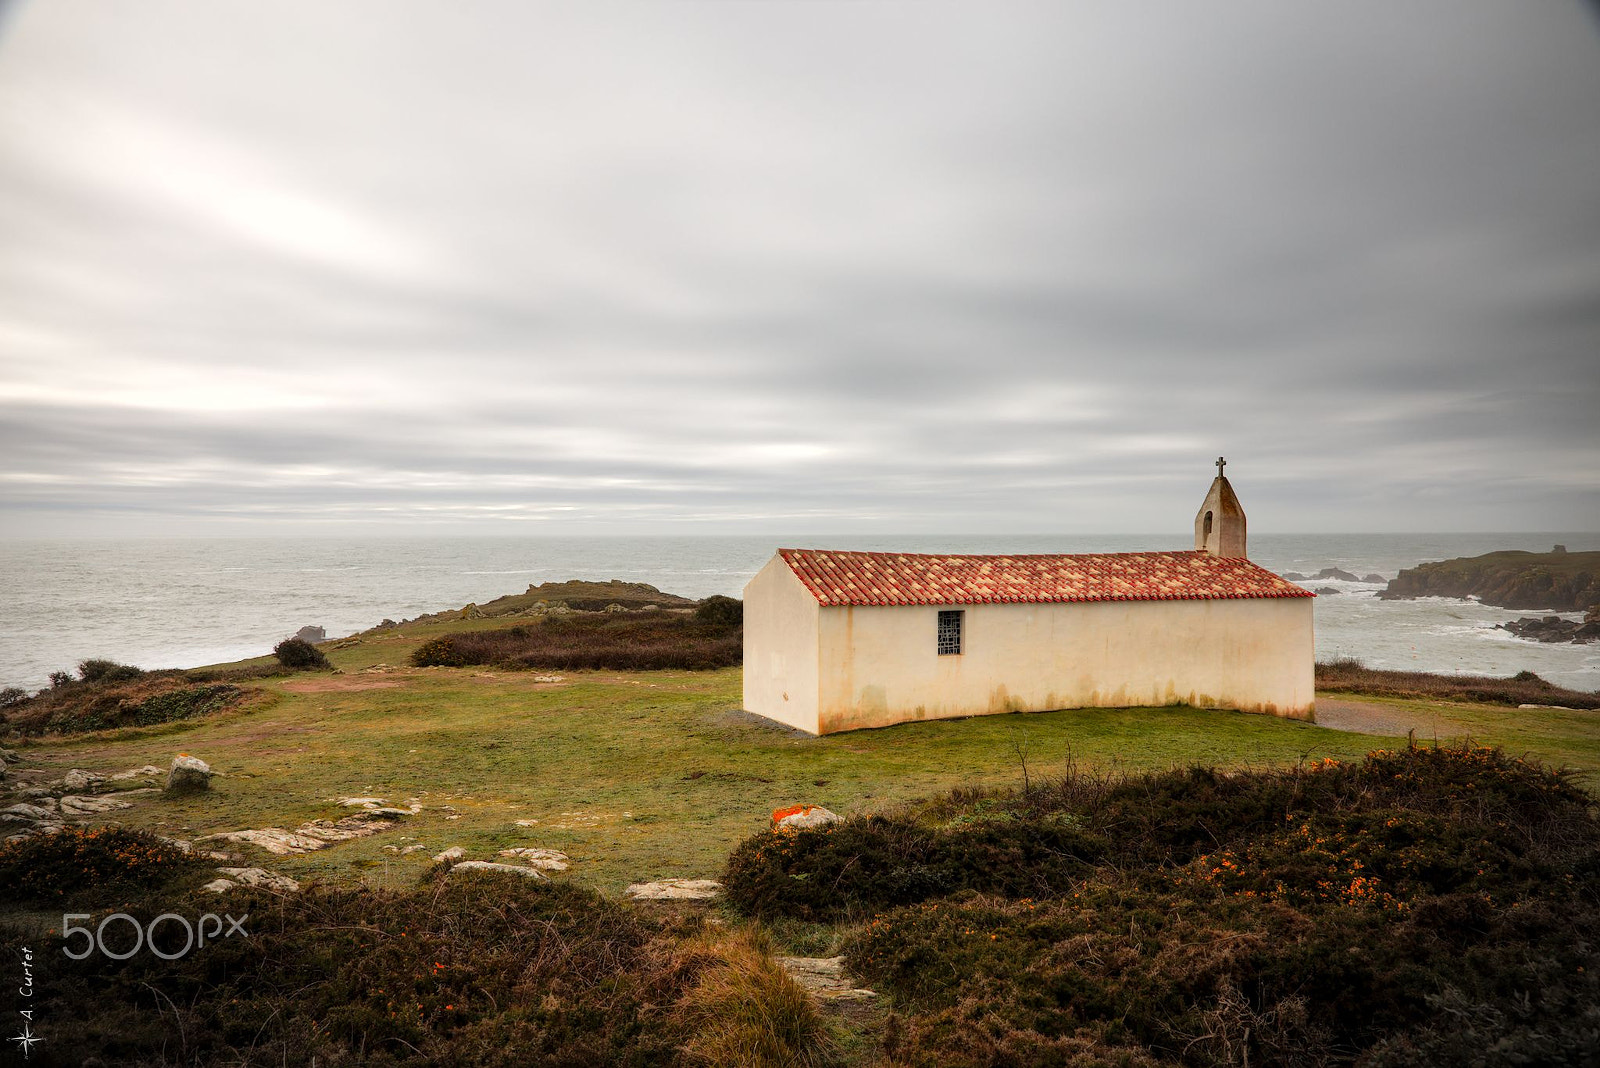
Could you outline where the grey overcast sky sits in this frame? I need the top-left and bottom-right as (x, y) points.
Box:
(1, 1), (1597, 537)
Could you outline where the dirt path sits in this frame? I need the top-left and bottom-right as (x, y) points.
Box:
(1315, 697), (1475, 740)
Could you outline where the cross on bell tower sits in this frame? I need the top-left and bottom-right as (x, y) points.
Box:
(1194, 457), (1247, 558)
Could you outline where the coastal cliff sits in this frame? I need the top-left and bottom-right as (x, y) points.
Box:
(1379, 549), (1600, 611)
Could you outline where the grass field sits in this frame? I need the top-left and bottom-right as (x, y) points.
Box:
(6, 613), (1596, 895)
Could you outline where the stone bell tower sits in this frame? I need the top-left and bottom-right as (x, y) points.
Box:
(1195, 456), (1247, 558)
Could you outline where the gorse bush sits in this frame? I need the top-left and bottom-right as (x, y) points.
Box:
(77, 657), (145, 683)
(0, 826), (209, 906)
(411, 612), (741, 672)
(273, 636), (331, 670)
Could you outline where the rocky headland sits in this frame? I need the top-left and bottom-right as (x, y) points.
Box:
(1379, 547), (1600, 611)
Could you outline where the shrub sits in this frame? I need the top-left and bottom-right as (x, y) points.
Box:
(1, 862), (826, 1067)
(273, 636), (330, 670)
(77, 657), (144, 683)
(694, 595), (743, 627)
(0, 686), (26, 708)
(825, 744), (1600, 1067)
(724, 814), (1102, 921)
(412, 635), (469, 667)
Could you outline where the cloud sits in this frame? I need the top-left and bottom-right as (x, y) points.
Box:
(0, 1), (1596, 535)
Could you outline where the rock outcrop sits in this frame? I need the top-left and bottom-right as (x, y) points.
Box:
(1499, 613), (1600, 645)
(1380, 550), (1600, 611)
(448, 860), (546, 879)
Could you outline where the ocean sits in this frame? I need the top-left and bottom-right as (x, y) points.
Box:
(2, 532), (1597, 694)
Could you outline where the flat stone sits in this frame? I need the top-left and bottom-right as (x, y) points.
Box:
(623, 879), (722, 902)
(433, 846), (467, 862)
(448, 861), (546, 879)
(202, 878), (237, 893)
(211, 828), (330, 854)
(777, 956), (876, 1000)
(2, 802), (58, 820)
(337, 797), (387, 808)
(111, 766), (163, 781)
(59, 795), (133, 817)
(216, 867), (301, 893)
(497, 847), (570, 871)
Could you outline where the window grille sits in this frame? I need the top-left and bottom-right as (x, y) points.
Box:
(937, 610), (963, 655)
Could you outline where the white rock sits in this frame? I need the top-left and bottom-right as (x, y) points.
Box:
(111, 765), (163, 781)
(337, 797), (387, 808)
(497, 848), (570, 871)
(215, 867), (301, 892)
(2, 802), (58, 820)
(433, 846), (466, 862)
(777, 956), (877, 1000)
(59, 795), (133, 817)
(202, 878), (238, 893)
(63, 769), (108, 792)
(167, 755), (214, 792)
(775, 806), (843, 832)
(623, 879), (722, 902)
(448, 860), (546, 879)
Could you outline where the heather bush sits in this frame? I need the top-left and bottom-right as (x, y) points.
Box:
(730, 744), (1600, 1066)
(0, 850), (837, 1067)
(273, 636), (331, 670)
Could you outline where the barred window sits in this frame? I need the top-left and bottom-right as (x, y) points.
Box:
(937, 609), (963, 655)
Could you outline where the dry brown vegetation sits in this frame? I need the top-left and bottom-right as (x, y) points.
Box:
(0, 664), (250, 736)
(1315, 658), (1600, 709)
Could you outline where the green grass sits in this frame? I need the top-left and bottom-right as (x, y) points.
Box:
(7, 619), (1595, 894)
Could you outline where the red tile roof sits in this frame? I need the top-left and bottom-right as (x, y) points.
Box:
(778, 548), (1314, 607)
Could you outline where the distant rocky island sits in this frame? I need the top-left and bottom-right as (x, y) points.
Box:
(1379, 547), (1600, 611)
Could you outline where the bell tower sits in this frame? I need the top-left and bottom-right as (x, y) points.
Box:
(1195, 456), (1247, 558)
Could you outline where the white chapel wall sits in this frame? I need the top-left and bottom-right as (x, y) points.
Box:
(741, 555), (822, 733)
(813, 597), (1313, 734)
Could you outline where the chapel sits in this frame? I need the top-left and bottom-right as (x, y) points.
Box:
(742, 460), (1314, 734)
